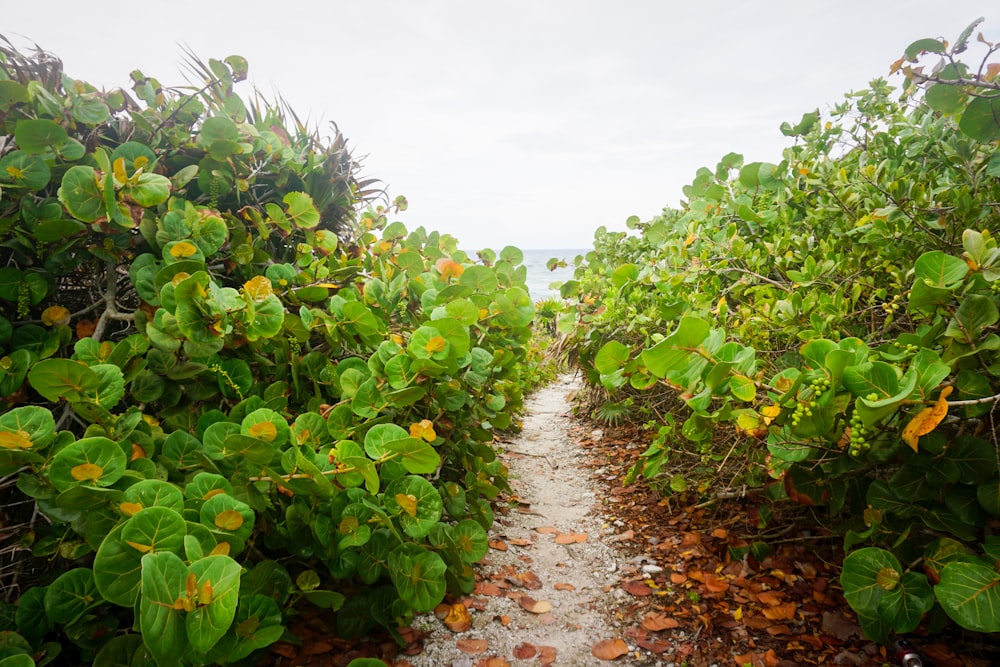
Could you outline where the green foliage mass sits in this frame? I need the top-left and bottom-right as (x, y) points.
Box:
(560, 19), (1000, 641)
(0, 42), (535, 665)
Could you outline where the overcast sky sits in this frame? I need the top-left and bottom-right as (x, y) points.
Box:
(5, 1), (995, 250)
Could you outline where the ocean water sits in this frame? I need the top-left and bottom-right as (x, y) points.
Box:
(521, 249), (590, 302)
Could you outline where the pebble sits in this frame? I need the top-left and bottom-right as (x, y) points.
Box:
(642, 564), (663, 574)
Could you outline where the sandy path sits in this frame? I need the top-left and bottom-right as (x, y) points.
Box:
(402, 374), (643, 666)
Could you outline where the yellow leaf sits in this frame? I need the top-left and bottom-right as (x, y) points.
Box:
(113, 157), (129, 183)
(169, 241), (199, 258)
(6, 166), (24, 179)
(41, 305), (70, 327)
(71, 462), (104, 482)
(409, 419), (436, 442)
(214, 509), (245, 531)
(209, 542), (231, 557)
(126, 540), (154, 553)
(435, 258), (465, 280)
(0, 430), (33, 450)
(902, 386), (953, 452)
(119, 501), (144, 517)
(248, 421), (278, 442)
(425, 336), (447, 354)
(395, 493), (418, 517)
(243, 275), (273, 301)
(202, 488), (226, 500)
(733, 605), (743, 621)
(170, 271), (191, 286)
(186, 572), (198, 599)
(683, 234), (697, 247)
(761, 404), (781, 424)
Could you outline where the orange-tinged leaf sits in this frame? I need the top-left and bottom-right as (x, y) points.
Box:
(703, 573), (730, 593)
(248, 421), (278, 442)
(554, 532), (587, 544)
(642, 612), (680, 631)
(757, 591), (783, 606)
(456, 638), (488, 654)
(339, 516), (359, 533)
(75, 318), (97, 338)
(519, 596), (552, 614)
(214, 509), (244, 531)
(591, 638), (629, 660)
(554, 582), (576, 591)
(119, 501), (144, 517)
(0, 430), (33, 450)
(41, 305), (70, 327)
(670, 572), (687, 585)
(488, 539), (507, 551)
(395, 493), (418, 517)
(199, 580), (213, 604)
(534, 525), (560, 534)
(443, 602), (472, 632)
(902, 386), (953, 451)
(169, 241), (199, 258)
(71, 462), (104, 482)
(186, 572), (198, 598)
(425, 336), (447, 354)
(505, 571), (542, 590)
(203, 488), (226, 500)
(761, 602), (797, 621)
(243, 275), (273, 301)
(537, 646), (557, 666)
(435, 257), (465, 279)
(130, 443), (147, 460)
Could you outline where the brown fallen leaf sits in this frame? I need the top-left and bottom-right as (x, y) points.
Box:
(444, 603), (472, 632)
(513, 642), (537, 659)
(621, 580), (653, 597)
(669, 572), (687, 584)
(609, 529), (634, 542)
(433, 602), (451, 620)
(535, 526), (560, 534)
(538, 645), (557, 666)
(591, 638), (629, 660)
(636, 637), (673, 653)
(456, 638), (488, 654)
(554, 582), (576, 591)
(554, 532), (587, 544)
(474, 582), (504, 596)
(506, 571), (542, 590)
(519, 595), (552, 614)
(474, 658), (510, 667)
(488, 539), (508, 551)
(765, 623), (792, 636)
(761, 602), (796, 621)
(641, 612), (680, 631)
(757, 591), (783, 606)
(507, 537), (531, 546)
(498, 614), (511, 626)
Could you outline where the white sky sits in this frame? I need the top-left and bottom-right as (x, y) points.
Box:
(5, 1), (996, 250)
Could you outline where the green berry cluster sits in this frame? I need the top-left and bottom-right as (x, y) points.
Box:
(882, 294), (902, 313)
(790, 375), (831, 427)
(16, 280), (30, 319)
(990, 280), (1000, 294)
(847, 394), (878, 456)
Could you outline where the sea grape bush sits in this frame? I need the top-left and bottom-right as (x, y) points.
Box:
(561, 19), (1000, 640)
(0, 44), (534, 665)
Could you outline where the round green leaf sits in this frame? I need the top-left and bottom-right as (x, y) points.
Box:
(14, 119), (68, 154)
(200, 493), (255, 543)
(841, 547), (901, 615)
(58, 165), (105, 222)
(186, 555), (242, 652)
(240, 408), (289, 447)
(48, 436), (127, 492)
(595, 340), (630, 375)
(1, 151), (51, 190)
(959, 94), (1000, 142)
(384, 475), (442, 538)
(453, 519), (489, 563)
(925, 83), (968, 115)
(139, 551), (189, 667)
(123, 479), (185, 513)
(0, 405), (55, 450)
(382, 436), (441, 474)
(44, 567), (99, 625)
(121, 506), (186, 555)
(283, 191), (320, 229)
(364, 423), (409, 459)
(387, 543), (447, 611)
(935, 561), (1000, 632)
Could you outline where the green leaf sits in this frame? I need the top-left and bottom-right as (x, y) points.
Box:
(58, 165), (106, 222)
(200, 493), (255, 544)
(876, 571), (935, 633)
(841, 547), (901, 615)
(925, 84), (968, 115)
(945, 294), (999, 345)
(48, 436), (127, 492)
(44, 567), (99, 624)
(121, 506), (187, 555)
(452, 519), (489, 563)
(28, 358), (101, 403)
(383, 437), (441, 474)
(283, 192), (320, 229)
(186, 555), (242, 652)
(14, 119), (68, 154)
(387, 544), (447, 612)
(595, 340), (630, 375)
(905, 38), (946, 60)
(384, 475), (443, 538)
(139, 552), (189, 666)
(914, 250), (969, 287)
(0, 405), (55, 450)
(842, 361), (899, 400)
(935, 561), (1000, 632)
(959, 94), (1000, 142)
(1, 151), (51, 190)
(364, 423), (409, 460)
